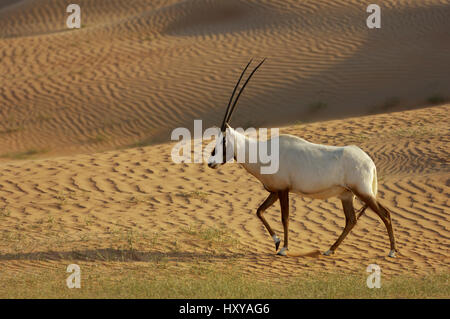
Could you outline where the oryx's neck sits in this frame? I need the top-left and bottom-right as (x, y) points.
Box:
(228, 127), (250, 157)
(227, 127), (265, 178)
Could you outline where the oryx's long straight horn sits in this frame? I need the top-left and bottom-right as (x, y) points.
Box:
(226, 58), (266, 125)
(221, 59), (253, 132)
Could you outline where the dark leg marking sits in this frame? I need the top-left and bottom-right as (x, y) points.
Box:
(277, 190), (289, 255)
(256, 192), (280, 251)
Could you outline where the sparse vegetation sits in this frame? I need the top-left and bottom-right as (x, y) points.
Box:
(0, 148), (47, 160)
(369, 97), (401, 114)
(47, 216), (55, 228)
(182, 223), (239, 249)
(126, 195), (153, 206)
(383, 97), (401, 109)
(128, 196), (140, 205)
(84, 218), (93, 226)
(0, 206), (11, 218)
(36, 113), (53, 122)
(127, 136), (158, 149)
(308, 101), (327, 114)
(0, 126), (24, 134)
(0, 266), (447, 298)
(427, 94), (446, 105)
(381, 97), (401, 111)
(128, 140), (149, 148)
(392, 127), (435, 138)
(55, 191), (68, 206)
(342, 133), (369, 144)
(126, 229), (135, 252)
(177, 191), (210, 202)
(1, 115), (23, 134)
(87, 134), (109, 144)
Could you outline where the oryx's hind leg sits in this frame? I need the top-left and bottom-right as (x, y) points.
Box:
(324, 191), (356, 256)
(256, 192), (280, 251)
(277, 190), (289, 256)
(358, 195), (397, 257)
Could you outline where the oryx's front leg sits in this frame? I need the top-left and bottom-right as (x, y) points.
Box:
(256, 192), (280, 251)
(277, 190), (290, 256)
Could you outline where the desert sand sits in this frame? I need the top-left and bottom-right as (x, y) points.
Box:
(0, 104), (448, 280)
(0, 0), (449, 288)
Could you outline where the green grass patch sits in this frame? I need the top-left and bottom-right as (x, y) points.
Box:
(0, 266), (447, 298)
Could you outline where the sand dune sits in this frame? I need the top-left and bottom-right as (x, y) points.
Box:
(0, 0), (449, 156)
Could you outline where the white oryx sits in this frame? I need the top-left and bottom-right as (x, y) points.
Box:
(207, 59), (397, 257)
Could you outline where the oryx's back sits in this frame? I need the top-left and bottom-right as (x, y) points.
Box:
(259, 134), (377, 198)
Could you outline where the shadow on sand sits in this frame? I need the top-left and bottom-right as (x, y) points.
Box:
(0, 248), (247, 263)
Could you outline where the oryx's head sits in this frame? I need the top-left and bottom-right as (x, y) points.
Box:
(207, 58), (265, 169)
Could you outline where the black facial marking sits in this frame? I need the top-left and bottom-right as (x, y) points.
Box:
(222, 136), (226, 162)
(210, 135), (226, 164)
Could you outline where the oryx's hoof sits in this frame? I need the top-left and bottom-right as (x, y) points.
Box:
(388, 250), (396, 258)
(277, 247), (288, 256)
(323, 250), (334, 256)
(273, 235), (281, 252)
